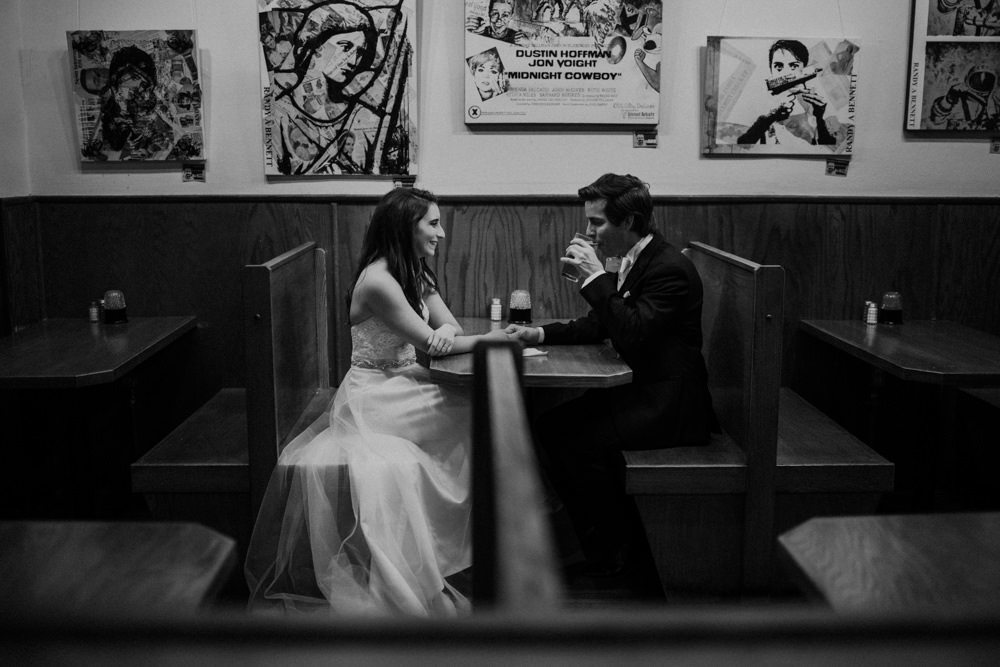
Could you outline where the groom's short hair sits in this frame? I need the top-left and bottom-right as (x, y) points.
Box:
(577, 173), (653, 235)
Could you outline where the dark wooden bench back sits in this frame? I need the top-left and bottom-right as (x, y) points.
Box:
(243, 242), (330, 518)
(686, 241), (785, 588)
(472, 341), (563, 612)
(688, 241), (784, 465)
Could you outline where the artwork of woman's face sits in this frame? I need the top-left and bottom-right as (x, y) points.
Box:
(341, 135), (355, 155)
(313, 30), (368, 85)
(473, 60), (501, 93)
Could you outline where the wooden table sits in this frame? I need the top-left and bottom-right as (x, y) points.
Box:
(430, 318), (633, 388)
(778, 512), (1000, 612)
(0, 316), (197, 388)
(0, 520), (237, 612)
(799, 320), (1000, 387)
(799, 320), (1000, 509)
(0, 317), (197, 517)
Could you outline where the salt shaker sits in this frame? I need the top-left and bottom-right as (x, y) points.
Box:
(490, 297), (502, 322)
(864, 301), (878, 325)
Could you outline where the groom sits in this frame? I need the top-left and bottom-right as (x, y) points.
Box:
(506, 173), (716, 575)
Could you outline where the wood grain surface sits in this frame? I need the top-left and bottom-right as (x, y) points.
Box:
(800, 319), (1000, 385)
(779, 512), (1000, 611)
(0, 520), (237, 612)
(430, 318), (632, 388)
(0, 316), (196, 388)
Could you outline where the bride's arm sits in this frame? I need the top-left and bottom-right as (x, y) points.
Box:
(356, 269), (439, 349)
(425, 291), (513, 356)
(359, 270), (509, 357)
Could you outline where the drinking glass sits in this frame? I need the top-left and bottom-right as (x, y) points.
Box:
(102, 289), (128, 324)
(878, 291), (903, 325)
(561, 232), (596, 283)
(508, 289), (532, 324)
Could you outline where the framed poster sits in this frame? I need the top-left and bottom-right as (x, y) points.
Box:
(702, 36), (859, 157)
(259, 0), (418, 177)
(906, 0), (1000, 131)
(464, 0), (662, 125)
(67, 30), (204, 162)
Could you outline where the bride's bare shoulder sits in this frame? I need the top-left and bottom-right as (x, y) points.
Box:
(353, 260), (396, 294)
(351, 260), (399, 322)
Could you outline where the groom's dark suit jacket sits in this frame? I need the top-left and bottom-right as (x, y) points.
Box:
(542, 231), (715, 448)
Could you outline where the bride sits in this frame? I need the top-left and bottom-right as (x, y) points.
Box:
(245, 187), (510, 616)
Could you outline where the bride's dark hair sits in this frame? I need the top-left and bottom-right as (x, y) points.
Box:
(348, 187), (441, 316)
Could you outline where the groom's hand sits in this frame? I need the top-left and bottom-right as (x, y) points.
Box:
(504, 324), (541, 345)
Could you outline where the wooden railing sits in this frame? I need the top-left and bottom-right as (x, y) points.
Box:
(471, 340), (564, 612)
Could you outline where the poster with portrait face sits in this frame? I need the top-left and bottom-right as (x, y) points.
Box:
(906, 0), (1000, 131)
(67, 30), (204, 162)
(464, 0), (662, 125)
(702, 36), (859, 157)
(259, 0), (417, 177)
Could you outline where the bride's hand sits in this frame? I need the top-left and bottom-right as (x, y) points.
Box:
(426, 323), (457, 357)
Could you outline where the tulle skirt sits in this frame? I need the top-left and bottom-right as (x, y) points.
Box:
(244, 362), (473, 617)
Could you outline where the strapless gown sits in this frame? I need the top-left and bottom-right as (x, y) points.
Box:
(245, 313), (473, 616)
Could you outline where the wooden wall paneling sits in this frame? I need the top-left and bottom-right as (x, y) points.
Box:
(1, 199), (45, 331)
(443, 202), (590, 322)
(935, 203), (1000, 331)
(331, 203), (372, 384)
(241, 200), (333, 266)
(37, 199), (332, 389)
(869, 203), (940, 320)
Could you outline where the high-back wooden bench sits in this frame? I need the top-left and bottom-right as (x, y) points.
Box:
(243, 242), (336, 520)
(131, 242), (335, 555)
(624, 242), (894, 597)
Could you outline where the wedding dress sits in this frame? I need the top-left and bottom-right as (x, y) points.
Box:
(245, 308), (473, 616)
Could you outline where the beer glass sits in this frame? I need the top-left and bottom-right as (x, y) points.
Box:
(508, 289), (532, 324)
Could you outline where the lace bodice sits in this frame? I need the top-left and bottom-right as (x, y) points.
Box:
(350, 303), (427, 369)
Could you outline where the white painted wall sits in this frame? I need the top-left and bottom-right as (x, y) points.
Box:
(1, 1), (29, 197)
(6, 0), (999, 197)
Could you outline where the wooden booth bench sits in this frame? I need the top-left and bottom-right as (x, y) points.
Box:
(132, 242), (334, 552)
(623, 242), (894, 597)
